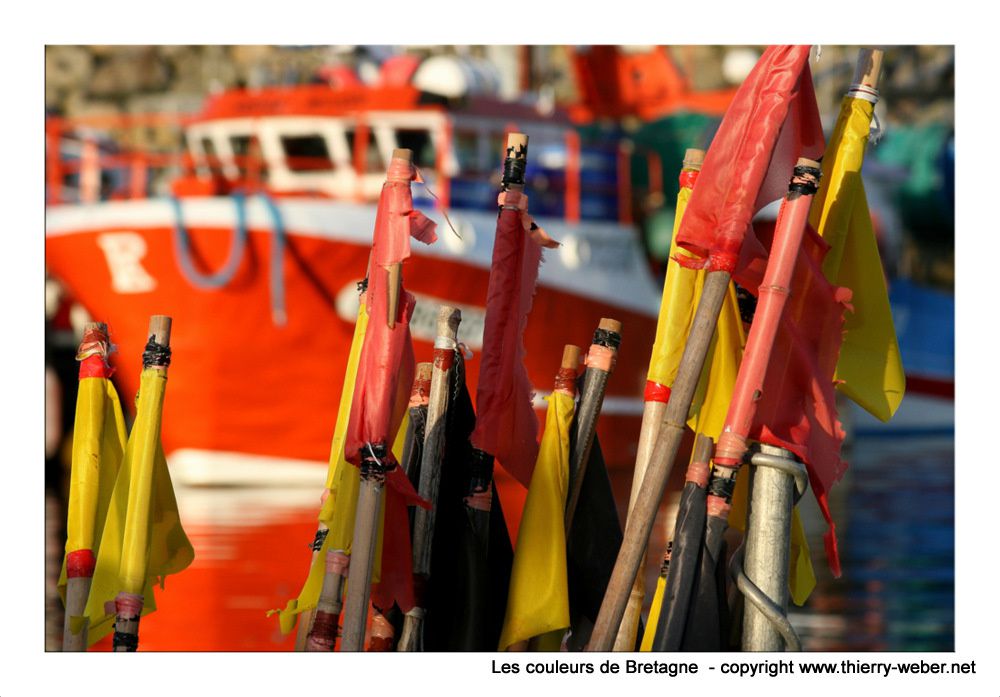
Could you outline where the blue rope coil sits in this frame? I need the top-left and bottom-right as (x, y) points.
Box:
(170, 191), (287, 325)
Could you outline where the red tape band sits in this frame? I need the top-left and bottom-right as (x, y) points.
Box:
(66, 549), (96, 578)
(644, 380), (671, 404)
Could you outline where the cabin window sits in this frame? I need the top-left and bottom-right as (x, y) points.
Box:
(395, 129), (434, 168)
(453, 130), (480, 172)
(231, 135), (267, 179)
(345, 129), (383, 173)
(200, 136), (222, 177)
(280, 134), (334, 172)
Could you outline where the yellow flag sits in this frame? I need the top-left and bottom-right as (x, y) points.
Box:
(640, 575), (667, 651)
(645, 177), (744, 440)
(640, 167), (817, 648)
(58, 376), (128, 602)
(81, 368), (194, 645)
(270, 299), (403, 635)
(809, 95), (905, 421)
(498, 391), (574, 651)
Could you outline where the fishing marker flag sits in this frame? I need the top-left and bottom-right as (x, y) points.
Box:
(499, 387), (575, 650)
(675, 45), (824, 276)
(809, 81), (905, 421)
(82, 349), (194, 645)
(344, 151), (434, 613)
(471, 134), (559, 488)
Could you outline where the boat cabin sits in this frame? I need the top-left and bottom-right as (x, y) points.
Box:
(47, 83), (644, 225)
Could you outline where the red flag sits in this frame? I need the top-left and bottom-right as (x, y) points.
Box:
(748, 221), (851, 576)
(676, 45), (824, 275)
(470, 189), (553, 487)
(675, 46), (847, 574)
(345, 155), (433, 612)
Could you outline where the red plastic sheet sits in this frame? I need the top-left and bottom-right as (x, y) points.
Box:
(345, 155), (434, 612)
(470, 206), (544, 487)
(675, 45), (824, 274)
(749, 220), (852, 576)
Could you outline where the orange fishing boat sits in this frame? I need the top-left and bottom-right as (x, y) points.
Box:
(45, 54), (726, 481)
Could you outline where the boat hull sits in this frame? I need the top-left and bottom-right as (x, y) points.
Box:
(46, 196), (662, 477)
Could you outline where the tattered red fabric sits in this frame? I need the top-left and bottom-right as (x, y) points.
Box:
(748, 220), (852, 576)
(346, 156), (434, 612)
(378, 158), (438, 265)
(675, 45), (824, 273)
(470, 201), (547, 488)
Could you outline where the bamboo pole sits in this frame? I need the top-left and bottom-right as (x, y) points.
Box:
(564, 318), (621, 533)
(113, 315), (171, 652)
(613, 148), (704, 651)
(704, 158), (821, 651)
(586, 271), (731, 651)
(62, 321), (109, 652)
(399, 306), (462, 652)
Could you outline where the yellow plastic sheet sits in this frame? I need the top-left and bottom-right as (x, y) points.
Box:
(80, 368), (194, 645)
(58, 376), (127, 602)
(498, 392), (574, 651)
(809, 96), (905, 421)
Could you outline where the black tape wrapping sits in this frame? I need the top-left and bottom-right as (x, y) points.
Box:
(356, 277), (369, 294)
(141, 335), (171, 369)
(501, 153), (527, 189)
(113, 631), (139, 652)
(359, 442), (392, 481)
(310, 527), (330, 552)
(592, 327), (622, 350)
(707, 474), (737, 502)
(788, 164), (822, 196)
(659, 540), (674, 576)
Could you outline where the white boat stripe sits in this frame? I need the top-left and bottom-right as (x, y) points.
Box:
(46, 198), (663, 316)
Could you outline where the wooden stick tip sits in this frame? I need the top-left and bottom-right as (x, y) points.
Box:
(693, 433), (715, 464)
(561, 344), (582, 370)
(598, 317), (623, 335)
(391, 148), (413, 162)
(416, 362), (433, 380)
(506, 133), (529, 153)
(437, 304), (461, 322)
(852, 48), (884, 89)
(683, 148), (705, 166)
(796, 157), (821, 169)
(147, 315), (172, 346)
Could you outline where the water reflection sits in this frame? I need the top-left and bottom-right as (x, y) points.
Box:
(45, 419), (953, 651)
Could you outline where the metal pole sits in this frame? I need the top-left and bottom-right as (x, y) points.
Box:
(740, 443), (796, 651)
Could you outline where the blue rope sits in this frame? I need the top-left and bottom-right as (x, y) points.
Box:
(170, 191), (287, 325)
(259, 192), (287, 326)
(170, 191), (248, 289)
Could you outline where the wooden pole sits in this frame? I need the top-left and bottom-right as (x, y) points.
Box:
(564, 318), (621, 533)
(339, 442), (387, 651)
(113, 315), (171, 652)
(852, 48), (884, 88)
(399, 306), (463, 652)
(586, 271), (731, 651)
(613, 148), (703, 651)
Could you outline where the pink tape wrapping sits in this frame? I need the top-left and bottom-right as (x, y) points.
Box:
(585, 344), (616, 372)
